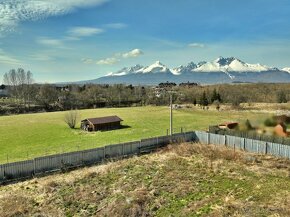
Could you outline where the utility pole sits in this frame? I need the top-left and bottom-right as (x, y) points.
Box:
(170, 93), (173, 135)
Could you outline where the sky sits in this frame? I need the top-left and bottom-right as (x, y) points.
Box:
(0, 0), (290, 83)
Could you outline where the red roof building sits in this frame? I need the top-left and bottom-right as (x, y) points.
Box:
(81, 116), (123, 131)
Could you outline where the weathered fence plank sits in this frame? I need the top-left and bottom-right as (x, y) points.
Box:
(34, 154), (62, 174)
(105, 144), (123, 159)
(267, 143), (280, 157)
(122, 141), (139, 156)
(0, 164), (4, 181)
(195, 131), (209, 144)
(210, 134), (225, 146)
(60, 151), (83, 168)
(2, 160), (34, 180)
(81, 148), (104, 165)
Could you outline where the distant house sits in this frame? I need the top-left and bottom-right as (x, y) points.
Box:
(179, 82), (199, 88)
(81, 116), (123, 131)
(274, 123), (290, 137)
(218, 122), (239, 130)
(157, 82), (177, 89)
(0, 88), (9, 98)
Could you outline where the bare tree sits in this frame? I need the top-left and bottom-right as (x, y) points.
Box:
(36, 84), (58, 109)
(3, 68), (34, 106)
(64, 110), (80, 129)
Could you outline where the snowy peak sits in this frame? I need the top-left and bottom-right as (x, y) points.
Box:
(172, 61), (197, 75)
(142, 61), (171, 73)
(194, 56), (274, 73)
(282, 67), (290, 73)
(107, 64), (144, 76)
(106, 61), (171, 76)
(215, 57), (242, 66)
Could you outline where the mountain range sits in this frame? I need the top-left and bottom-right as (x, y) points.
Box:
(77, 57), (290, 85)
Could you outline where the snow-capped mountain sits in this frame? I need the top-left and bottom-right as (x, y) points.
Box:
(107, 64), (144, 76)
(172, 62), (197, 75)
(107, 61), (172, 76)
(193, 57), (276, 73)
(282, 68), (290, 73)
(80, 57), (290, 85)
(141, 61), (172, 74)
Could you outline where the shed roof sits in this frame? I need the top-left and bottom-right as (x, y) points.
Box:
(82, 116), (123, 125)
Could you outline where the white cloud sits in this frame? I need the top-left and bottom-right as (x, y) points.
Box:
(188, 43), (206, 48)
(104, 23), (128, 29)
(83, 48), (143, 65)
(96, 57), (119, 65)
(82, 58), (94, 64)
(0, 49), (21, 65)
(122, 49), (144, 58)
(29, 54), (54, 61)
(37, 38), (64, 47)
(68, 27), (104, 38)
(0, 0), (109, 35)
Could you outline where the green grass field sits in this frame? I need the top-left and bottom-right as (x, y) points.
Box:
(0, 106), (268, 163)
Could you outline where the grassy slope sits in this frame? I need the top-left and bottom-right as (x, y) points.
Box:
(1, 143), (290, 216)
(0, 106), (268, 163)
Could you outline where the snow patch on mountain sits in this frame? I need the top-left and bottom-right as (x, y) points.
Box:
(142, 61), (170, 73)
(193, 57), (274, 73)
(106, 64), (144, 76)
(172, 62), (197, 75)
(282, 67), (290, 73)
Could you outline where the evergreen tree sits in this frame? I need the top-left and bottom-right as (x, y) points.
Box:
(211, 88), (218, 103)
(277, 91), (287, 103)
(199, 91), (208, 107)
(211, 88), (222, 103)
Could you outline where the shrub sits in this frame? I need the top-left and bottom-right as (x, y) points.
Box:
(264, 117), (277, 127)
(64, 110), (80, 129)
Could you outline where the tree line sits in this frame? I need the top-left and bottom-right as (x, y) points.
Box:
(1, 68), (290, 115)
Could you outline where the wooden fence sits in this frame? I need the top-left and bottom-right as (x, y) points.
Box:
(2, 131), (290, 184)
(0, 132), (194, 184)
(195, 131), (290, 158)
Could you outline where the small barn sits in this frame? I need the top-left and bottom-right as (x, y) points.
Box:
(81, 116), (123, 131)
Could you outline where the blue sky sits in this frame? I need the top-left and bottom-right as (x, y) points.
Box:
(0, 0), (290, 82)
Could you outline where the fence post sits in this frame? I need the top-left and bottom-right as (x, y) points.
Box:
(103, 147), (106, 161)
(224, 135), (227, 146)
(33, 158), (36, 176)
(265, 142), (268, 155)
(244, 138), (246, 151)
(157, 137), (159, 148)
(138, 141), (141, 155)
(208, 133), (210, 145)
(122, 143), (125, 158)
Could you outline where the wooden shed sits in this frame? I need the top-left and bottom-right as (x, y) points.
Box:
(81, 116), (123, 131)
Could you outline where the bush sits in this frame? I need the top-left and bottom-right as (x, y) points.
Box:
(64, 110), (80, 129)
(264, 117), (277, 127)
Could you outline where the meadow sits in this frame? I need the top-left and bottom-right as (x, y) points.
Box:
(0, 106), (268, 163)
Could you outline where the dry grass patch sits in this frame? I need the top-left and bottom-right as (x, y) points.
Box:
(1, 143), (290, 216)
